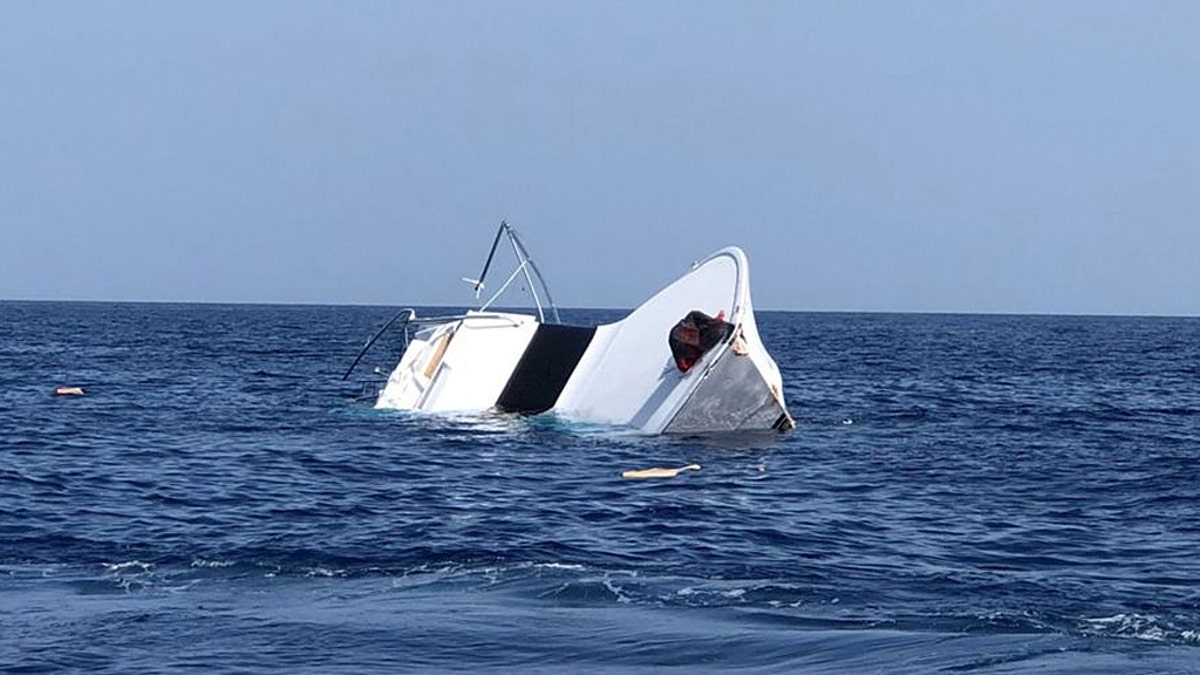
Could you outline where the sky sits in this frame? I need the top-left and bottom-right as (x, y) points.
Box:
(1, 1), (1197, 315)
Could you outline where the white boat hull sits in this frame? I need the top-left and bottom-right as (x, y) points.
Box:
(374, 247), (793, 434)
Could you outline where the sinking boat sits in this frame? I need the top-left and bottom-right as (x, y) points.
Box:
(345, 222), (794, 434)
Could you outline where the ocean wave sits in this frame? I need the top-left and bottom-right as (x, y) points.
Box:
(1077, 613), (1200, 644)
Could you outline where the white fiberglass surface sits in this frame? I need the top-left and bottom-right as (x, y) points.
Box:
(554, 248), (747, 432)
(419, 313), (538, 412)
(375, 313), (538, 412)
(374, 324), (452, 410)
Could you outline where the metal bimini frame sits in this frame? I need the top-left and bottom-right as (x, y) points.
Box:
(342, 220), (561, 383)
(471, 220), (561, 324)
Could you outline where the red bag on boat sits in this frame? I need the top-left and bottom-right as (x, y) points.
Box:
(668, 310), (732, 372)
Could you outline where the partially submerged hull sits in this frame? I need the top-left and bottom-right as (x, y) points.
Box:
(372, 247), (793, 434)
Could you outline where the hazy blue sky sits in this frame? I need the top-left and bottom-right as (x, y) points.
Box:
(2, 1), (1197, 314)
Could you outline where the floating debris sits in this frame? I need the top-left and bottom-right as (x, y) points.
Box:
(54, 387), (85, 396)
(621, 464), (701, 480)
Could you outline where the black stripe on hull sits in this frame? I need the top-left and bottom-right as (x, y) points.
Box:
(496, 324), (596, 414)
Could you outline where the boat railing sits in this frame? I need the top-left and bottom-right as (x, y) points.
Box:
(410, 312), (528, 327)
(342, 309), (531, 385)
(344, 219), (562, 396)
(343, 307), (416, 382)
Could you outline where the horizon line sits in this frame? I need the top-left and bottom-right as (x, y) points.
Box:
(1, 297), (1197, 320)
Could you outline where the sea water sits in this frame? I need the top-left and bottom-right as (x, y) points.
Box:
(2, 302), (1199, 673)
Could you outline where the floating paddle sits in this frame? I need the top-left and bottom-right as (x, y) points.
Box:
(621, 464), (701, 480)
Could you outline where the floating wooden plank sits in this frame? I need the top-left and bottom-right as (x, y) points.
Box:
(621, 464), (701, 480)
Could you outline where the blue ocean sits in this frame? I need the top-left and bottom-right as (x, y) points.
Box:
(3, 301), (1199, 673)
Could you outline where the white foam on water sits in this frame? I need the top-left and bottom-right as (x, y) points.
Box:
(601, 576), (632, 604)
(102, 560), (153, 573)
(190, 558), (234, 568)
(303, 567), (343, 578)
(532, 562), (585, 571)
(1078, 613), (1195, 643)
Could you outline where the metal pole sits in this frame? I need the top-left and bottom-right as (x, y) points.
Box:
(473, 221), (508, 297)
